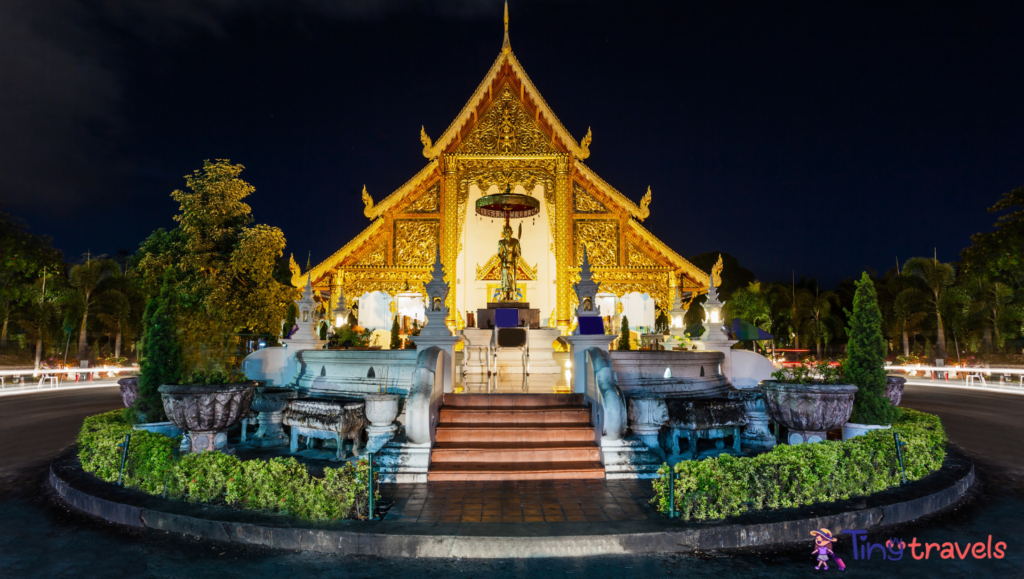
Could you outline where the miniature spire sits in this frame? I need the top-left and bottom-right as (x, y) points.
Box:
(502, 1), (511, 52)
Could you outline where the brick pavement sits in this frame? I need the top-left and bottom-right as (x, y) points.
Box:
(380, 478), (659, 523)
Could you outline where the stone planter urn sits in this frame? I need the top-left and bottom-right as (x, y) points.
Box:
(364, 394), (401, 436)
(159, 383), (257, 453)
(761, 381), (857, 445)
(248, 387), (298, 448)
(118, 377), (139, 408)
(626, 397), (669, 455)
(886, 376), (906, 407)
(727, 387), (776, 450)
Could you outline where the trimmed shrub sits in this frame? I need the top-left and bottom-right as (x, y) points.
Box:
(652, 408), (946, 520)
(390, 315), (401, 350)
(137, 270), (183, 421)
(619, 315), (632, 350)
(846, 272), (901, 425)
(76, 411), (377, 522)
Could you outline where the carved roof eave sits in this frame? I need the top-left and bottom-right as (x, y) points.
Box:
(293, 219), (384, 287)
(574, 162), (649, 221)
(422, 50), (585, 160)
(365, 160), (439, 220)
(627, 220), (710, 290)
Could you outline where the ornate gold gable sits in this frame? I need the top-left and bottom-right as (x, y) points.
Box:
(293, 11), (712, 328)
(476, 253), (538, 281)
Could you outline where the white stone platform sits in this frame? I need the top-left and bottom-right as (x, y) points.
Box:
(460, 328), (562, 375)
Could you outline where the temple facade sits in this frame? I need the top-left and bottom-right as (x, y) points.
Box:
(290, 9), (714, 335)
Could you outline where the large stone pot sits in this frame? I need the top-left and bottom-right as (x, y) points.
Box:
(159, 383), (257, 453)
(761, 381), (857, 445)
(364, 394), (400, 435)
(626, 397), (669, 454)
(886, 376), (906, 407)
(249, 387), (299, 448)
(118, 377), (139, 408)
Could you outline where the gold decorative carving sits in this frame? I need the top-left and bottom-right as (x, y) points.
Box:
(456, 84), (555, 156)
(578, 127), (592, 160)
(342, 267), (432, 299)
(555, 156), (573, 326)
(639, 186), (652, 221)
(627, 243), (660, 268)
(420, 126), (433, 158)
(355, 242), (387, 266)
(393, 220), (439, 266)
(476, 253), (537, 281)
(589, 267), (673, 312)
(574, 220), (618, 267)
(711, 253), (724, 288)
(405, 183), (440, 214)
(362, 185), (374, 218)
(573, 183), (607, 213)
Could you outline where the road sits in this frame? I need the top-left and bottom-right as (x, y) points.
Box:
(0, 384), (1021, 578)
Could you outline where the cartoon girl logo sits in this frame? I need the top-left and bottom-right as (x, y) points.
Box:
(811, 528), (845, 570)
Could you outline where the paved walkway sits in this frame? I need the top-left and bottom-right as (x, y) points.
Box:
(381, 479), (657, 523)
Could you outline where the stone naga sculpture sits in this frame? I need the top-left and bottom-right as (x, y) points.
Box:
(405, 346), (445, 445)
(584, 347), (626, 441)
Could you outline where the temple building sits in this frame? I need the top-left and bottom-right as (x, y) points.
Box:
(289, 6), (713, 336)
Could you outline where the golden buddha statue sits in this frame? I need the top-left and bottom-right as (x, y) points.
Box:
(497, 221), (522, 302)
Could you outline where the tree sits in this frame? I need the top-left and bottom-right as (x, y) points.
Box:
(618, 315), (632, 350)
(390, 315), (401, 349)
(961, 186), (1024, 291)
(67, 256), (119, 361)
(727, 281), (792, 353)
(136, 270), (183, 421)
(846, 272), (901, 425)
(95, 268), (145, 359)
(794, 289), (844, 360)
(0, 211), (63, 347)
(877, 269), (929, 357)
(133, 160), (296, 375)
(16, 274), (60, 371)
(903, 257), (957, 362)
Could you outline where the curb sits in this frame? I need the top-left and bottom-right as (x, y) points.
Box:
(49, 461), (975, 558)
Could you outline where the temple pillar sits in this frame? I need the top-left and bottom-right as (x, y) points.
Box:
(441, 157), (459, 328)
(554, 154), (573, 331)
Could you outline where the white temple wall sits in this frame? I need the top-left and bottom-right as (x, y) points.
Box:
(457, 183), (556, 325)
(620, 292), (655, 330)
(357, 291), (392, 331)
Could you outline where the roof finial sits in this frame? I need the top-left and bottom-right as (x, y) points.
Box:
(502, 1), (511, 52)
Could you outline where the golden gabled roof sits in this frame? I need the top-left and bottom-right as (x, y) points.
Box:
(574, 162), (650, 221)
(362, 160), (439, 220)
(628, 220), (709, 289)
(420, 22), (589, 161)
(293, 219), (384, 287)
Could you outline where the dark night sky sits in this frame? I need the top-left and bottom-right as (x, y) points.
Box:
(2, 0), (1022, 287)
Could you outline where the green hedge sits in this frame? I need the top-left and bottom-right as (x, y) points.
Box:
(651, 408), (947, 521)
(76, 410), (376, 521)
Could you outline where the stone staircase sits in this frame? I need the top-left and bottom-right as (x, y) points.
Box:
(428, 394), (606, 481)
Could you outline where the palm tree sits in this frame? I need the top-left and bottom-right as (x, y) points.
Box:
(794, 289), (844, 360)
(965, 275), (1022, 353)
(17, 276), (60, 372)
(878, 270), (930, 357)
(726, 281), (790, 355)
(95, 268), (144, 360)
(903, 257), (957, 361)
(68, 257), (118, 362)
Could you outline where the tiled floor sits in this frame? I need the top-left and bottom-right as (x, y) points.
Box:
(380, 479), (659, 523)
